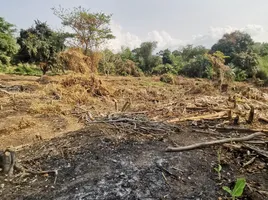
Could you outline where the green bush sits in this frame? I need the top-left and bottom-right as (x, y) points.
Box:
(160, 73), (174, 84)
(179, 55), (211, 78)
(8, 63), (43, 76)
(232, 68), (248, 82)
(256, 69), (268, 80)
(152, 64), (178, 75)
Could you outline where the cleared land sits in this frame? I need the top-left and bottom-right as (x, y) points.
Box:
(0, 73), (267, 199)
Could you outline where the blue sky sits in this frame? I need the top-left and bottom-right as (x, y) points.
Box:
(1, 0), (268, 51)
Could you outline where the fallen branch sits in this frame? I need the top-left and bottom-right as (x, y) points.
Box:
(166, 132), (265, 152)
(199, 126), (268, 134)
(258, 116), (268, 123)
(242, 144), (268, 159)
(167, 111), (228, 123)
(243, 157), (256, 167)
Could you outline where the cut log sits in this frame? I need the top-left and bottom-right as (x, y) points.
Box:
(166, 132), (265, 152)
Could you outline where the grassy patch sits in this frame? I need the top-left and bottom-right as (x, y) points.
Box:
(0, 63), (43, 76)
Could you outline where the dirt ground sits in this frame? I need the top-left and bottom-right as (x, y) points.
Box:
(0, 73), (267, 199)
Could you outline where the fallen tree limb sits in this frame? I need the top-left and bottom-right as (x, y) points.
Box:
(198, 126), (268, 134)
(166, 132), (265, 152)
(167, 111), (228, 123)
(258, 116), (268, 123)
(186, 106), (231, 112)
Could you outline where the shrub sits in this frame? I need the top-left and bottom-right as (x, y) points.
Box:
(12, 63), (42, 76)
(152, 64), (177, 75)
(179, 55), (211, 78)
(233, 68), (247, 82)
(116, 59), (143, 77)
(256, 69), (268, 80)
(160, 73), (174, 84)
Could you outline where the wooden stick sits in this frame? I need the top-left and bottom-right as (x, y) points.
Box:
(258, 116), (268, 123)
(166, 132), (265, 152)
(242, 144), (268, 159)
(167, 111), (228, 123)
(200, 126), (268, 134)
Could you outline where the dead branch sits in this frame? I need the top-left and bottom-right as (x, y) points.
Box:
(166, 132), (265, 152)
(258, 116), (268, 123)
(242, 144), (268, 159)
(201, 126), (268, 134)
(243, 157), (256, 167)
(167, 111), (228, 123)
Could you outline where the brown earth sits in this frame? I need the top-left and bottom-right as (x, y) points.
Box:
(0, 73), (267, 199)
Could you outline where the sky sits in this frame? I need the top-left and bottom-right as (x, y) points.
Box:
(1, 0), (268, 51)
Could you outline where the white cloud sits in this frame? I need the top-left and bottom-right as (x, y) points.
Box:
(106, 21), (142, 52)
(107, 22), (268, 52)
(192, 24), (268, 47)
(146, 30), (185, 50)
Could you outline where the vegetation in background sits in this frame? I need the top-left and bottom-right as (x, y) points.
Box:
(0, 17), (18, 65)
(16, 20), (69, 74)
(52, 6), (115, 54)
(0, 7), (268, 85)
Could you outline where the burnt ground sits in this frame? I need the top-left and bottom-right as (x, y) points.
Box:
(0, 74), (268, 199)
(0, 121), (267, 200)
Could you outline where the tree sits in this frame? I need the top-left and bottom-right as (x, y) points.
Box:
(120, 46), (134, 61)
(211, 31), (254, 63)
(132, 41), (161, 73)
(16, 20), (69, 74)
(52, 6), (115, 54)
(0, 17), (18, 65)
(177, 45), (208, 62)
(158, 49), (173, 64)
(232, 51), (259, 78)
(180, 55), (211, 78)
(98, 49), (118, 76)
(252, 42), (268, 57)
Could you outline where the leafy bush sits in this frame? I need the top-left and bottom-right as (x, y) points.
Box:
(160, 73), (174, 84)
(179, 55), (211, 78)
(256, 69), (268, 80)
(152, 64), (177, 75)
(231, 65), (248, 82)
(11, 63), (42, 76)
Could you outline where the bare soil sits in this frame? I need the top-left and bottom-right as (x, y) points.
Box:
(0, 73), (267, 199)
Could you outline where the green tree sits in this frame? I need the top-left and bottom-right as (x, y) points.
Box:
(52, 6), (115, 54)
(232, 51), (259, 78)
(177, 45), (208, 62)
(252, 42), (268, 57)
(132, 41), (161, 73)
(99, 49), (118, 76)
(120, 46), (134, 61)
(16, 20), (69, 74)
(0, 17), (18, 65)
(158, 49), (173, 64)
(211, 31), (254, 63)
(180, 55), (211, 78)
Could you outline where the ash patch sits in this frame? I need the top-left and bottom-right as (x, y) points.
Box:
(0, 125), (217, 200)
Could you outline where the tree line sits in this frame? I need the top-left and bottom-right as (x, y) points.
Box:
(1, 6), (268, 84)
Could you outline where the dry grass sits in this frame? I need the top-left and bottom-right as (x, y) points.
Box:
(58, 48), (102, 74)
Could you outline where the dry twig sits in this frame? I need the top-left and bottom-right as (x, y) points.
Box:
(166, 132), (265, 152)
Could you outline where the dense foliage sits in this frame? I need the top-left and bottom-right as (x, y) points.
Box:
(1, 8), (268, 85)
(0, 17), (18, 65)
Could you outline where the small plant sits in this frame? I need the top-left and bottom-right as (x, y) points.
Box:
(214, 148), (222, 180)
(223, 178), (246, 200)
(160, 73), (174, 84)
